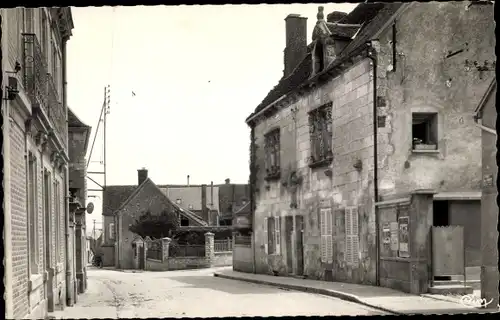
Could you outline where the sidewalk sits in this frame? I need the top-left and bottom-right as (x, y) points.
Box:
(214, 270), (495, 315)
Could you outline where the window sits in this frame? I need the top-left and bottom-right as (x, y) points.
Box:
(51, 40), (59, 98)
(43, 170), (51, 268)
(320, 208), (333, 263)
(264, 129), (281, 181)
(109, 223), (115, 240)
(308, 102), (333, 168)
(181, 218), (189, 227)
(264, 217), (281, 255)
(28, 152), (39, 274)
(345, 206), (359, 266)
(412, 113), (438, 150)
(54, 179), (60, 262)
(40, 9), (48, 59)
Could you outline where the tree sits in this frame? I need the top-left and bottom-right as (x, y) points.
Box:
(128, 209), (179, 239)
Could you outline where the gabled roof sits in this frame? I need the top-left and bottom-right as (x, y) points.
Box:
(247, 3), (403, 123)
(108, 178), (208, 226)
(158, 185), (219, 212)
(474, 77), (497, 116)
(103, 185), (138, 216)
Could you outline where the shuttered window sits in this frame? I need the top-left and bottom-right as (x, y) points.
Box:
(267, 217), (275, 254)
(275, 216), (281, 255)
(109, 223), (115, 240)
(345, 206), (360, 266)
(320, 208), (333, 263)
(264, 217), (268, 254)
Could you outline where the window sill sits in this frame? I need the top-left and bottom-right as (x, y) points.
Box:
(264, 171), (281, 182)
(308, 157), (333, 169)
(412, 149), (440, 154)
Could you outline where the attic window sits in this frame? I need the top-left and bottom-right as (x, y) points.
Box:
(314, 41), (325, 74)
(412, 113), (438, 151)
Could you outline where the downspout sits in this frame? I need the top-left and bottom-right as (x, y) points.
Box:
(62, 35), (73, 305)
(249, 124), (257, 274)
(366, 41), (380, 286)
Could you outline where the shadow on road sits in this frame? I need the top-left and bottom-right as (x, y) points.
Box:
(165, 275), (297, 295)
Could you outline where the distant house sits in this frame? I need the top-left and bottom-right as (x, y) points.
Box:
(102, 168), (208, 269)
(218, 179), (251, 226)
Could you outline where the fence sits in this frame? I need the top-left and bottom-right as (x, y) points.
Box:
(170, 244), (205, 257)
(214, 239), (233, 252)
(146, 240), (162, 260)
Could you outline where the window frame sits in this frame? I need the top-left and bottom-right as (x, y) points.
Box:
(345, 206), (360, 266)
(320, 208), (333, 263)
(308, 102), (333, 168)
(411, 112), (439, 151)
(27, 152), (39, 275)
(109, 222), (116, 240)
(264, 128), (281, 181)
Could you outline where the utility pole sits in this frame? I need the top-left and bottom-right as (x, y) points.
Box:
(93, 219), (96, 250)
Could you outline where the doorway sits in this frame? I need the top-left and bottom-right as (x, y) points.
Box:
(139, 246), (145, 270)
(295, 215), (304, 276)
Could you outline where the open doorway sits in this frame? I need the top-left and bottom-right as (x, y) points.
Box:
(433, 200), (449, 227)
(432, 200), (450, 281)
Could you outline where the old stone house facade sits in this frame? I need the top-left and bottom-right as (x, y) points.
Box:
(245, 2), (495, 292)
(2, 8), (79, 319)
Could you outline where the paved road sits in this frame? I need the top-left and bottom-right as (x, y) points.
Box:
(51, 267), (388, 318)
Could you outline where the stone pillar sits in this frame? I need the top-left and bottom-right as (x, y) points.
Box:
(408, 189), (436, 294)
(205, 232), (215, 266)
(161, 237), (172, 262)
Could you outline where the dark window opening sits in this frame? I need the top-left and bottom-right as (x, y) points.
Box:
(181, 218), (189, 227)
(315, 41), (325, 73)
(433, 200), (449, 227)
(308, 102), (333, 168)
(264, 129), (281, 181)
(412, 113), (438, 150)
(268, 217), (276, 255)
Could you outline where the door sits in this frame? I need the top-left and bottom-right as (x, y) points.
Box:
(285, 216), (294, 272)
(139, 246), (145, 270)
(295, 215), (304, 276)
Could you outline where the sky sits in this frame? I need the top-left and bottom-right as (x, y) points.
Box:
(66, 4), (357, 230)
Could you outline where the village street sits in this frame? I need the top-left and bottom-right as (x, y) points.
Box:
(50, 267), (388, 318)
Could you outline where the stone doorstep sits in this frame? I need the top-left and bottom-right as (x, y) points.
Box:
(213, 272), (402, 315)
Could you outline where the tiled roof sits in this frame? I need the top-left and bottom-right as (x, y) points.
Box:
(248, 3), (402, 121)
(218, 184), (251, 215)
(68, 107), (90, 128)
(158, 185), (220, 212)
(103, 185), (137, 216)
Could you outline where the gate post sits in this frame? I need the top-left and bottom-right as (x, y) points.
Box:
(408, 189), (436, 294)
(161, 237), (171, 263)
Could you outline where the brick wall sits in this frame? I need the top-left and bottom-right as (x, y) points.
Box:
(9, 116), (29, 319)
(253, 58), (376, 284)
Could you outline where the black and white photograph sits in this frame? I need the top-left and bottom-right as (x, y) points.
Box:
(1, 1), (498, 319)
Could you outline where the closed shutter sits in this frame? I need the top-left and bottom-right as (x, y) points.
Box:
(320, 208), (328, 262)
(275, 216), (281, 255)
(345, 207), (360, 266)
(109, 223), (115, 240)
(325, 208), (333, 263)
(264, 217), (268, 254)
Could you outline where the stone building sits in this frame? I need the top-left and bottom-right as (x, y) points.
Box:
(101, 168), (208, 269)
(244, 2), (495, 293)
(1, 7), (76, 319)
(218, 178), (251, 226)
(68, 108), (92, 295)
(473, 77), (498, 308)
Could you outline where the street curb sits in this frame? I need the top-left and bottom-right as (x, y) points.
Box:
(214, 273), (403, 315)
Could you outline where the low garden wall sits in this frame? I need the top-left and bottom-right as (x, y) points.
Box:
(141, 232), (233, 271)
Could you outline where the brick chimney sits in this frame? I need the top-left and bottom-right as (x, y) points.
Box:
(284, 14), (308, 78)
(138, 167), (148, 185)
(201, 184), (208, 223)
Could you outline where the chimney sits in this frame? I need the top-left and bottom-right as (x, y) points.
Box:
(284, 14), (308, 78)
(201, 184), (208, 223)
(225, 178), (230, 185)
(137, 167), (148, 185)
(187, 175), (190, 187)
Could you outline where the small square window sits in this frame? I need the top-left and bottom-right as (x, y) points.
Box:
(412, 113), (438, 150)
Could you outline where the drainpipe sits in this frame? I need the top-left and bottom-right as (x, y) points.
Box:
(366, 41), (380, 286)
(249, 125), (257, 274)
(62, 34), (73, 305)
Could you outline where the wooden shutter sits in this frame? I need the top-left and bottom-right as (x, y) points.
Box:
(109, 223), (115, 240)
(345, 207), (360, 266)
(264, 217), (268, 254)
(325, 208), (333, 263)
(275, 217), (281, 255)
(319, 208), (328, 263)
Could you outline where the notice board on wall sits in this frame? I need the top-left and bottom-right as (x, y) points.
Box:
(390, 222), (399, 251)
(398, 216), (410, 258)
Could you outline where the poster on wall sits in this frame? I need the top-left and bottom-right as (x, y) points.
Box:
(390, 222), (399, 251)
(382, 223), (390, 245)
(398, 216), (410, 258)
